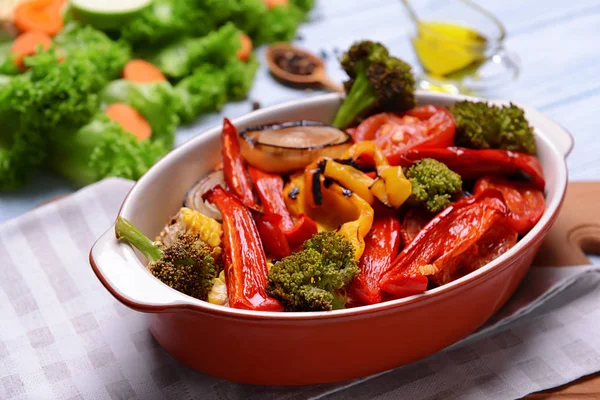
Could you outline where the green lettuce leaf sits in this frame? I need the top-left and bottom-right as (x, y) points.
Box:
(121, 0), (215, 45)
(223, 54), (259, 101)
(175, 64), (228, 124)
(149, 22), (241, 78)
(49, 114), (166, 187)
(102, 80), (180, 148)
(54, 23), (131, 81)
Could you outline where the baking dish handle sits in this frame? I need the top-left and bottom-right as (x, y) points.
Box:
(90, 225), (189, 312)
(521, 105), (574, 158)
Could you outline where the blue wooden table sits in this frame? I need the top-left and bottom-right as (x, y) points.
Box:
(1, 0), (599, 222)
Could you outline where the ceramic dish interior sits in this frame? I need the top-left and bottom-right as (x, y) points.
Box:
(91, 91), (572, 320)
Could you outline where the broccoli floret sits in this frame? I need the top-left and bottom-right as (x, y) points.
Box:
(115, 217), (218, 301)
(450, 101), (537, 155)
(266, 232), (359, 311)
(406, 158), (462, 213)
(333, 40), (416, 129)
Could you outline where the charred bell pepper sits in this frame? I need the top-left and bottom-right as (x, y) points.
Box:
(349, 206), (401, 304)
(399, 147), (545, 191)
(248, 166), (318, 252)
(347, 141), (412, 208)
(221, 118), (259, 209)
(379, 189), (508, 298)
(287, 170), (374, 259)
(204, 185), (283, 311)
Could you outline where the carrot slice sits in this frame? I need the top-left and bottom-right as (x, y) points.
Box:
(237, 33), (253, 62)
(10, 31), (52, 69)
(122, 59), (167, 83)
(14, 0), (65, 36)
(105, 103), (152, 141)
(264, 0), (288, 9)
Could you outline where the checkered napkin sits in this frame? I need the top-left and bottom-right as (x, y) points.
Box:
(1, 178), (599, 400)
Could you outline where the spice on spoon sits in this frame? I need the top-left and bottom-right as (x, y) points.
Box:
(273, 48), (317, 76)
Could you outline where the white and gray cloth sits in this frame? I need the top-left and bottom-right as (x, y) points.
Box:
(0, 178), (599, 400)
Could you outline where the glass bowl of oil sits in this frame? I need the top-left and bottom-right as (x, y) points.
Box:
(402, 0), (519, 94)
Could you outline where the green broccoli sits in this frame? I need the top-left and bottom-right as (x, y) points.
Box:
(115, 217), (218, 301)
(266, 232), (359, 311)
(406, 158), (463, 213)
(450, 101), (537, 155)
(333, 40), (416, 129)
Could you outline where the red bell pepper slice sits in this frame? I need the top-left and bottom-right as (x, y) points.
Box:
(349, 207), (401, 305)
(399, 146), (546, 191)
(399, 208), (434, 247)
(221, 118), (258, 209)
(248, 166), (294, 230)
(248, 166), (318, 252)
(351, 106), (456, 165)
(379, 189), (508, 298)
(255, 213), (291, 259)
(473, 176), (545, 235)
(433, 221), (518, 285)
(204, 185), (283, 311)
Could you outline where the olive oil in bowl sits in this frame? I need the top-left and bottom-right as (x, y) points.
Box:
(412, 21), (487, 80)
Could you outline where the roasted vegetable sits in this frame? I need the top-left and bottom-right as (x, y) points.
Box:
(249, 166), (318, 253)
(221, 118), (259, 209)
(473, 176), (545, 235)
(266, 232), (359, 311)
(379, 189), (508, 298)
(349, 207), (401, 305)
(333, 41), (416, 129)
(115, 216), (218, 301)
(350, 106), (456, 165)
(405, 158), (463, 213)
(156, 207), (222, 257)
(400, 147), (546, 191)
(450, 101), (536, 155)
(204, 185), (283, 311)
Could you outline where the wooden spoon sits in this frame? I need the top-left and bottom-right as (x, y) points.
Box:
(265, 43), (344, 92)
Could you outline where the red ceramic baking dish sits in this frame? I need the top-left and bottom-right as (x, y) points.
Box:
(90, 92), (573, 385)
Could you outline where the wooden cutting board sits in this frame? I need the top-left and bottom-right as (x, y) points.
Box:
(527, 181), (600, 399)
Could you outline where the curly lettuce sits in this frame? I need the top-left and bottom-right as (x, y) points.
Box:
(0, 42), (20, 75)
(121, 0), (215, 45)
(102, 80), (180, 148)
(223, 54), (259, 101)
(254, 4), (305, 45)
(54, 23), (131, 81)
(49, 114), (166, 187)
(148, 22), (241, 78)
(175, 64), (228, 124)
